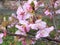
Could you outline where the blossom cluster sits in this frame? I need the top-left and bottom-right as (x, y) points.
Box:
(0, 0), (55, 45)
(14, 0), (54, 45)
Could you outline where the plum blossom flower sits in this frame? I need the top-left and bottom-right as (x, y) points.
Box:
(35, 19), (47, 30)
(55, 9), (60, 14)
(16, 5), (33, 20)
(39, 3), (44, 7)
(0, 33), (4, 44)
(15, 22), (30, 33)
(54, 0), (59, 8)
(35, 19), (42, 23)
(38, 1), (45, 7)
(14, 1), (55, 45)
(29, 24), (38, 30)
(44, 10), (52, 16)
(35, 26), (54, 40)
(16, 6), (25, 16)
(16, 6), (25, 20)
(44, 9), (53, 19)
(15, 25), (25, 32)
(23, 3), (33, 13)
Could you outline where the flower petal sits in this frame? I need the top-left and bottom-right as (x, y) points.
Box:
(0, 38), (3, 44)
(0, 33), (4, 38)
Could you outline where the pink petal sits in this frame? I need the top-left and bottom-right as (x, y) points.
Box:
(15, 25), (25, 32)
(25, 25), (30, 32)
(44, 10), (50, 16)
(22, 38), (27, 45)
(16, 6), (24, 16)
(15, 30), (26, 36)
(45, 26), (54, 33)
(0, 38), (3, 44)
(35, 19), (42, 23)
(0, 33), (4, 38)
(29, 24), (38, 30)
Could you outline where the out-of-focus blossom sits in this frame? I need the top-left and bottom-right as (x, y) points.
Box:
(44, 10), (52, 16)
(22, 38), (27, 45)
(55, 9), (60, 14)
(44, 9), (53, 19)
(38, 1), (45, 7)
(11, 13), (17, 18)
(54, 1), (59, 8)
(0, 33), (4, 44)
(7, 25), (11, 28)
(35, 19), (42, 23)
(9, 17), (12, 21)
(31, 39), (36, 45)
(39, 3), (44, 7)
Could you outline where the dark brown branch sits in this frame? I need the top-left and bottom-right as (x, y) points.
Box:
(44, 37), (60, 43)
(0, 29), (60, 43)
(8, 32), (60, 43)
(6, 31), (60, 43)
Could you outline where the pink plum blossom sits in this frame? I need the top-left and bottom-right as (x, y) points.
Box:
(22, 38), (27, 45)
(23, 3), (33, 13)
(35, 26), (54, 40)
(35, 20), (47, 30)
(38, 1), (45, 7)
(15, 25), (25, 32)
(39, 3), (44, 7)
(14, 1), (55, 45)
(0, 33), (4, 44)
(16, 6), (25, 16)
(55, 9), (60, 14)
(54, 0), (59, 8)
(29, 24), (38, 30)
(44, 9), (53, 19)
(16, 6), (25, 20)
(44, 10), (52, 16)
(35, 19), (42, 23)
(16, 5), (33, 20)
(15, 23), (30, 33)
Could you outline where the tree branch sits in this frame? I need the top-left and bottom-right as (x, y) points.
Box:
(1, 30), (60, 43)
